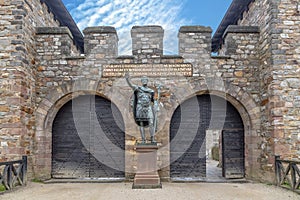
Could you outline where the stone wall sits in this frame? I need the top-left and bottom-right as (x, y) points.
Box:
(272, 0), (300, 161)
(237, 1), (279, 179)
(0, 0), (80, 179)
(237, 0), (299, 181)
(131, 26), (164, 62)
(178, 26), (212, 76)
(214, 25), (262, 180)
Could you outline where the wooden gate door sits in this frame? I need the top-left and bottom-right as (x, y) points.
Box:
(170, 94), (245, 180)
(170, 95), (209, 179)
(52, 95), (125, 178)
(222, 129), (245, 178)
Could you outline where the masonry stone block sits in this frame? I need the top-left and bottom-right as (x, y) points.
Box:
(83, 26), (118, 57)
(36, 27), (74, 57)
(131, 26), (164, 59)
(178, 26), (212, 75)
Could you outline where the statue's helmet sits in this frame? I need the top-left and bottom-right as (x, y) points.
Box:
(141, 76), (148, 84)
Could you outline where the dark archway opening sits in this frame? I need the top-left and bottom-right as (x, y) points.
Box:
(170, 94), (244, 181)
(52, 95), (125, 179)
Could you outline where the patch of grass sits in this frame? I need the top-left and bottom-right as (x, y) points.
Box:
(283, 181), (290, 187)
(0, 184), (6, 192)
(31, 178), (43, 183)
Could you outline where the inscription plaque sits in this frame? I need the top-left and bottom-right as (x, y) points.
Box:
(102, 63), (193, 77)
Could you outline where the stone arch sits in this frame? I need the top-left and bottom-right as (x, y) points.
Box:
(169, 94), (245, 179)
(33, 79), (126, 179)
(168, 78), (259, 131)
(166, 81), (260, 179)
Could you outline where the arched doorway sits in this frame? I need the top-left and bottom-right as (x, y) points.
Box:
(170, 94), (244, 180)
(52, 95), (125, 179)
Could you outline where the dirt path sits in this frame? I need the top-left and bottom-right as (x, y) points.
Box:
(0, 182), (298, 200)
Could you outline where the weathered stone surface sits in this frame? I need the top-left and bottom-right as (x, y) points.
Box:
(179, 26), (212, 33)
(83, 26), (117, 34)
(36, 27), (73, 38)
(232, 0), (300, 181)
(0, 0), (81, 179)
(286, 78), (300, 88)
(131, 25), (164, 61)
(1, 0), (299, 185)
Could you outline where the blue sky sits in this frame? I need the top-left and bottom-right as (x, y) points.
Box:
(62, 0), (232, 54)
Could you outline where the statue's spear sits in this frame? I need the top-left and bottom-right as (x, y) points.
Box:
(153, 83), (162, 133)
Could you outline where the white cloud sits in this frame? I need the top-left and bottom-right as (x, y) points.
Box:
(69, 0), (190, 55)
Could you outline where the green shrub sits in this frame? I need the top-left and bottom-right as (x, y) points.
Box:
(0, 184), (6, 192)
(211, 146), (219, 161)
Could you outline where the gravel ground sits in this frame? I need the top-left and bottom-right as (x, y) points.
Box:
(0, 182), (299, 200)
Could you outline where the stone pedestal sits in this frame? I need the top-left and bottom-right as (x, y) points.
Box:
(132, 143), (162, 189)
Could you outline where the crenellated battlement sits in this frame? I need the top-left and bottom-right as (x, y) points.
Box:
(35, 24), (261, 63)
(131, 25), (164, 58)
(81, 25), (213, 59)
(35, 24), (261, 81)
(83, 26), (118, 57)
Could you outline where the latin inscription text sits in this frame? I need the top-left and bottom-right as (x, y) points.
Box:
(102, 63), (193, 77)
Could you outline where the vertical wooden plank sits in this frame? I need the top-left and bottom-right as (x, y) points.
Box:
(22, 156), (27, 185)
(90, 96), (125, 178)
(222, 129), (245, 179)
(291, 163), (296, 190)
(7, 165), (12, 190)
(3, 165), (10, 190)
(275, 156), (281, 186)
(170, 95), (208, 179)
(52, 95), (125, 179)
(52, 95), (94, 178)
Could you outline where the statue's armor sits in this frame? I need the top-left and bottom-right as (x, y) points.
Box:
(133, 86), (154, 127)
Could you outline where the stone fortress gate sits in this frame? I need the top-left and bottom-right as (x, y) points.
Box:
(33, 25), (259, 181)
(1, 0), (299, 184)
